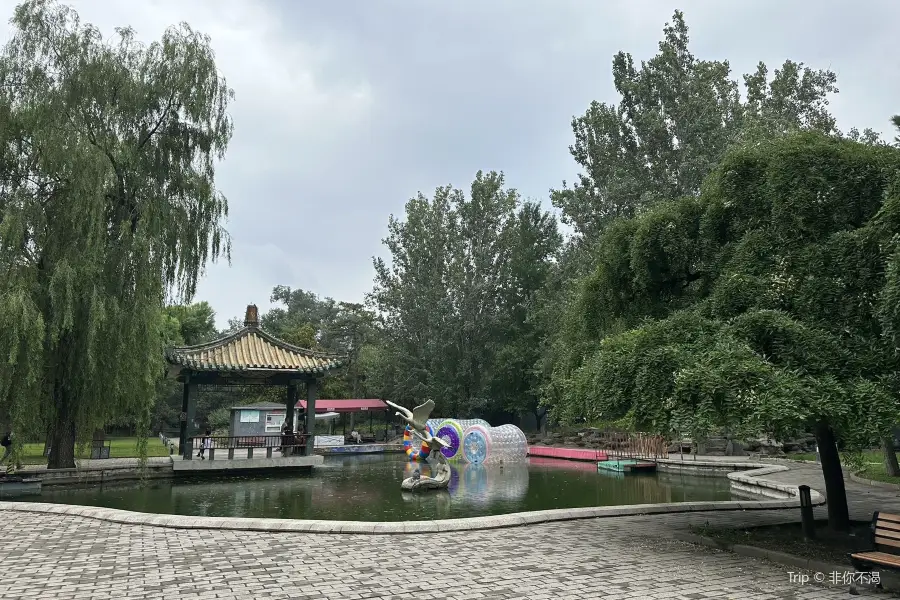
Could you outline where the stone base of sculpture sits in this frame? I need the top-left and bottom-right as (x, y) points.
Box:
(387, 398), (453, 492)
(401, 454), (451, 492)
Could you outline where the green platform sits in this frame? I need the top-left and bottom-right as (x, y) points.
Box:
(597, 459), (657, 474)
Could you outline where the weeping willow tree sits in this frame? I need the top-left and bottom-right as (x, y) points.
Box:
(0, 0), (232, 468)
(551, 132), (900, 531)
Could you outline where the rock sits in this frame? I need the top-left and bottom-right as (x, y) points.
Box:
(729, 440), (746, 456)
(697, 437), (728, 456)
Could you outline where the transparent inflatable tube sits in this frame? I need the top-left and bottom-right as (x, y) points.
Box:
(424, 418), (528, 463)
(487, 424), (528, 462)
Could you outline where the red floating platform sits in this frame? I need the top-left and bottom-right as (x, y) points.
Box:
(527, 445), (608, 462)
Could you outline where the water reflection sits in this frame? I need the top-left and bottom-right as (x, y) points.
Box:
(19, 454), (735, 521)
(402, 460), (530, 504)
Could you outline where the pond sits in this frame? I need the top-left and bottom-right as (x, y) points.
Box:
(22, 455), (736, 521)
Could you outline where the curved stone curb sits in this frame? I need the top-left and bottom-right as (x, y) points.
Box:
(848, 471), (900, 490)
(725, 463), (825, 504)
(0, 460), (824, 535)
(658, 459), (826, 503)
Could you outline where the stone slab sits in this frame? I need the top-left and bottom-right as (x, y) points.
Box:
(171, 454), (323, 472)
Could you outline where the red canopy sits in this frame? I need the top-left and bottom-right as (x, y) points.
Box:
(296, 399), (388, 413)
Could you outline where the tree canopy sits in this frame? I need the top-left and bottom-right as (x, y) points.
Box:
(370, 171), (561, 420)
(549, 133), (900, 528)
(0, 0), (232, 467)
(550, 10), (852, 240)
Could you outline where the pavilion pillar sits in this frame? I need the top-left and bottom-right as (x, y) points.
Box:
(285, 383), (297, 431)
(285, 382), (298, 456)
(179, 377), (197, 459)
(305, 379), (317, 456)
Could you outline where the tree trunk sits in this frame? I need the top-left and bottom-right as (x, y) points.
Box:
(534, 408), (548, 435)
(42, 423), (53, 457)
(48, 382), (77, 470)
(882, 437), (900, 477)
(48, 418), (76, 469)
(814, 422), (850, 532)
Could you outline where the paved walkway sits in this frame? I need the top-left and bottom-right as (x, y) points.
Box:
(0, 457), (897, 599)
(664, 454), (900, 520)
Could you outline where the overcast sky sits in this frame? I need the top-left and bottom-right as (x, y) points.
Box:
(3, 1), (899, 329)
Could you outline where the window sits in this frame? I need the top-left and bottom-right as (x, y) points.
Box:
(239, 410), (259, 423)
(265, 413), (285, 432)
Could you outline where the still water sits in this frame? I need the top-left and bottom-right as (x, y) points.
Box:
(25, 455), (734, 521)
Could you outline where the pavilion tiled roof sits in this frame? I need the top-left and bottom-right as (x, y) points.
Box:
(165, 304), (346, 376)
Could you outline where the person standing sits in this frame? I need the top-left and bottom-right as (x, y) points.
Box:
(197, 429), (211, 459)
(280, 421), (292, 456)
(0, 431), (12, 466)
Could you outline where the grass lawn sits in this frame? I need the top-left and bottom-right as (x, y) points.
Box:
(788, 449), (900, 486)
(856, 462), (900, 486)
(691, 520), (872, 566)
(17, 437), (170, 465)
(791, 449), (885, 463)
(789, 452), (818, 462)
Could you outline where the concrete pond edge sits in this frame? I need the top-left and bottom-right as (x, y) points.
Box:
(0, 461), (824, 535)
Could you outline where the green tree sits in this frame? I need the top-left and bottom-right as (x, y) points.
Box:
(551, 10), (841, 240)
(325, 302), (377, 398)
(370, 183), (459, 412)
(538, 9), (879, 426)
(153, 302), (221, 432)
(165, 302), (218, 346)
(490, 201), (562, 428)
(264, 286), (339, 341)
(207, 407), (230, 433)
(552, 133), (900, 530)
(370, 171), (555, 421)
(0, 0), (232, 468)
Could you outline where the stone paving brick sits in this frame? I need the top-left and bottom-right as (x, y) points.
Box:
(1, 458), (896, 599)
(0, 507), (885, 599)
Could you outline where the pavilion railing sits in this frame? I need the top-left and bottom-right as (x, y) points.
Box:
(591, 430), (668, 461)
(186, 434), (308, 460)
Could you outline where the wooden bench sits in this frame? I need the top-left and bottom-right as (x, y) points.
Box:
(850, 511), (900, 574)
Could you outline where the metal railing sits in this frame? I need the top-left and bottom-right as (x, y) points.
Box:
(591, 430), (668, 461)
(187, 434), (308, 460)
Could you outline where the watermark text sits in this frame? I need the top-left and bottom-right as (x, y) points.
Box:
(788, 570), (880, 586)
